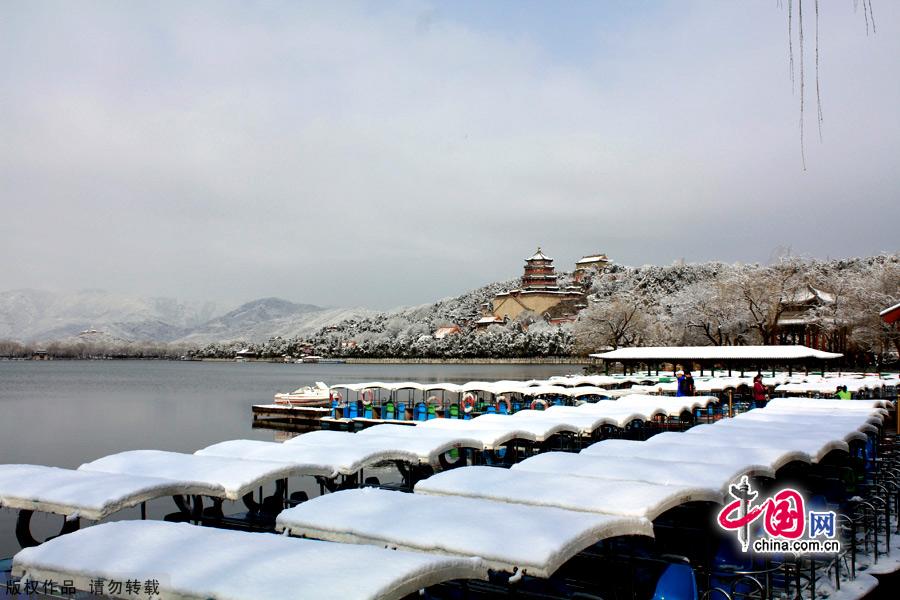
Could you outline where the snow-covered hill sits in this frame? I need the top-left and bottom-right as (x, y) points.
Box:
(0, 289), (222, 342)
(173, 299), (376, 345)
(0, 290), (374, 345)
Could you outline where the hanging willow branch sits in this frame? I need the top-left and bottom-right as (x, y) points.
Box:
(785, 1), (877, 168)
(815, 0), (823, 140)
(798, 0), (806, 169)
(788, 0), (795, 90)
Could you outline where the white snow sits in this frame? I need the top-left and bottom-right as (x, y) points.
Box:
(11, 520), (487, 600)
(414, 466), (722, 520)
(0, 465), (217, 520)
(590, 345), (843, 361)
(731, 410), (882, 431)
(276, 487), (653, 578)
(879, 301), (900, 316)
(279, 427), (485, 465)
(78, 450), (303, 501)
(466, 414), (578, 441)
(416, 419), (538, 448)
(647, 430), (839, 463)
(350, 425), (486, 463)
(511, 453), (760, 492)
(766, 397), (893, 411)
(580, 439), (804, 472)
(195, 439), (417, 477)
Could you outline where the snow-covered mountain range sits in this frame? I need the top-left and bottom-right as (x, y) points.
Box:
(0, 290), (371, 345)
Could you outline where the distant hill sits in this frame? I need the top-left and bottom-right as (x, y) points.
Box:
(173, 298), (375, 345)
(0, 289), (222, 343)
(0, 290), (372, 345)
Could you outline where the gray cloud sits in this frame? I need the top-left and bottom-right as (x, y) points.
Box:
(1, 1), (898, 309)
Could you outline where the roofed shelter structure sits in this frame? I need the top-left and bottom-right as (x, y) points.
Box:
(573, 253), (611, 283)
(775, 285), (846, 352)
(880, 302), (900, 325)
(590, 345), (843, 377)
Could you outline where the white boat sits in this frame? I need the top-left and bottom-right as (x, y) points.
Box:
(273, 382), (331, 406)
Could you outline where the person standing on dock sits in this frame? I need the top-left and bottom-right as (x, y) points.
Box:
(752, 374), (768, 408)
(683, 371), (695, 396)
(675, 370), (686, 397)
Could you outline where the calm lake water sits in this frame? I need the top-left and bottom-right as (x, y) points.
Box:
(0, 360), (577, 557)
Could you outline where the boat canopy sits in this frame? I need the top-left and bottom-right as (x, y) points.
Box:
(78, 450), (307, 501)
(195, 438), (418, 477)
(0, 465), (219, 521)
(414, 466), (723, 521)
(513, 453), (763, 493)
(11, 520), (489, 600)
(276, 487), (653, 578)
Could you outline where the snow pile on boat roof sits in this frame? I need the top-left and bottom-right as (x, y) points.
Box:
(512, 453), (763, 492)
(646, 429), (845, 463)
(78, 450), (303, 501)
(416, 418), (539, 447)
(277, 488), (653, 578)
(732, 410), (881, 430)
(357, 424), (485, 449)
(11, 520), (487, 600)
(197, 438), (418, 476)
(415, 466), (722, 520)
(0, 465), (218, 521)
(465, 414), (579, 440)
(766, 397), (893, 411)
(285, 428), (484, 465)
(581, 439), (806, 472)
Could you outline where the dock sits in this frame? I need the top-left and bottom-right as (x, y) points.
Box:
(251, 404), (331, 432)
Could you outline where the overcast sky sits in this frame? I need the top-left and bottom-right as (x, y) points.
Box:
(2, 1), (898, 309)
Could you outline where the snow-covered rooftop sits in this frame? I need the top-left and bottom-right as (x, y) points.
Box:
(880, 301), (900, 316)
(575, 254), (610, 265)
(590, 345), (843, 361)
(783, 285), (836, 305)
(475, 316), (505, 325)
(881, 301), (900, 323)
(526, 248), (553, 262)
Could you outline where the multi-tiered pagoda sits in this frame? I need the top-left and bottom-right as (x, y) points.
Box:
(521, 248), (559, 290)
(484, 247), (586, 326)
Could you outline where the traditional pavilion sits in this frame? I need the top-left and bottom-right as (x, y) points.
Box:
(490, 248), (585, 322)
(775, 285), (846, 352)
(573, 253), (611, 283)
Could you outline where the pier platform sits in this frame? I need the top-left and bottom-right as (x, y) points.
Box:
(251, 404), (331, 432)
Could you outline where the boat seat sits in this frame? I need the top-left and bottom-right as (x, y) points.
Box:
(651, 560), (698, 600)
